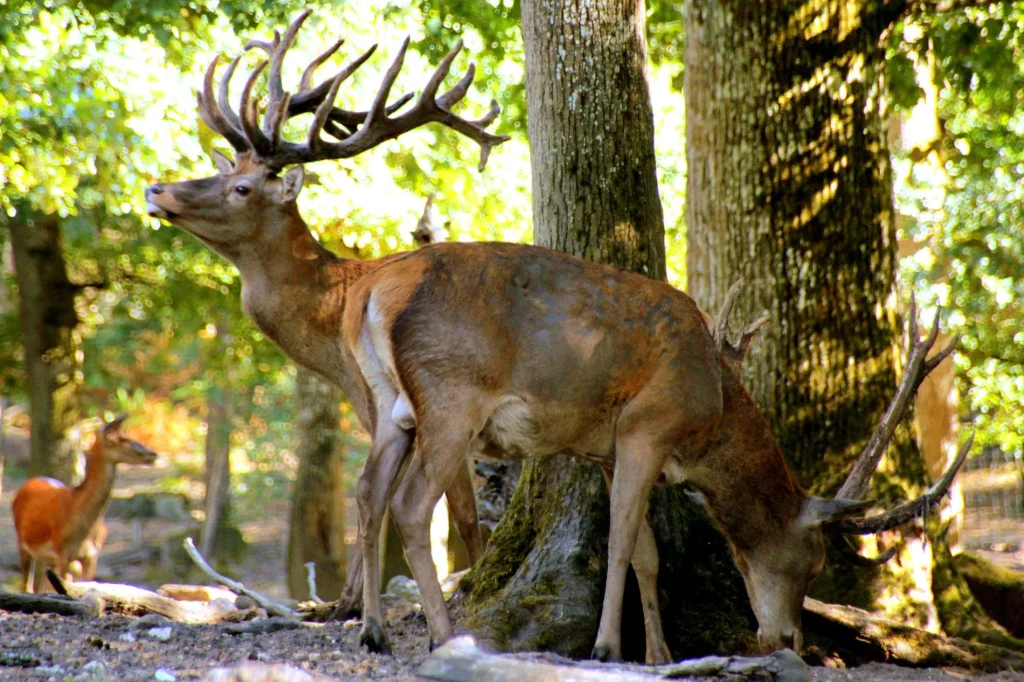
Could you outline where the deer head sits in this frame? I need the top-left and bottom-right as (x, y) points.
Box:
(145, 11), (508, 265)
(716, 296), (969, 653)
(100, 414), (159, 465)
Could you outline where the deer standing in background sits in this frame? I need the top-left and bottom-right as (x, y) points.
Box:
(144, 11), (508, 611)
(13, 414), (158, 592)
(342, 249), (969, 662)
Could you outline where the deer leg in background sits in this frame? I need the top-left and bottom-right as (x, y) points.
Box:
(600, 469), (671, 664)
(390, 422), (477, 650)
(592, 431), (669, 662)
(356, 416), (412, 655)
(445, 458), (483, 564)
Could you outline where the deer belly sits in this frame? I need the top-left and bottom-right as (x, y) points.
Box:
(475, 396), (546, 459)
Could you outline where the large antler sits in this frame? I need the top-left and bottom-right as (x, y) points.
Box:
(835, 296), (959, 501)
(827, 297), (970, 540)
(196, 11), (509, 173)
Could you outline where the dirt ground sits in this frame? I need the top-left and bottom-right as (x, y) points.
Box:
(2, 460), (1024, 681)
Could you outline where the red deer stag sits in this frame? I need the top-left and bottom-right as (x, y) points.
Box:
(144, 12), (509, 604)
(13, 414), (158, 592)
(342, 240), (970, 661)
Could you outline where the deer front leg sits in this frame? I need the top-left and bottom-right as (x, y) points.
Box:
(357, 423), (413, 654)
(593, 436), (664, 662)
(600, 470), (671, 664)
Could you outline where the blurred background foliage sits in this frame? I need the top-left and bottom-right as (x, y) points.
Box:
(0, 0), (1019, 503)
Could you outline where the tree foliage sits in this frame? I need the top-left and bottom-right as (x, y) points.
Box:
(891, 4), (1024, 459)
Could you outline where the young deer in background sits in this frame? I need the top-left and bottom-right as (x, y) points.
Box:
(13, 414), (157, 592)
(144, 11), (508, 613)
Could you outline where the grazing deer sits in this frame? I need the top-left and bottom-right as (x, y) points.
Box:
(342, 243), (970, 661)
(144, 12), (508, 604)
(12, 414), (158, 592)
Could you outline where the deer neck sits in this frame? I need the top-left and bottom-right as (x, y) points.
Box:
(696, 367), (806, 550)
(67, 442), (117, 546)
(233, 209), (386, 419)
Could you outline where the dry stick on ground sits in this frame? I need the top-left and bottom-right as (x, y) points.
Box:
(303, 562), (324, 605)
(0, 589), (92, 617)
(418, 636), (812, 682)
(183, 537), (300, 620)
(45, 573), (245, 624)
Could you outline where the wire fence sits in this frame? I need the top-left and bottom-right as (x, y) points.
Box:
(960, 445), (1024, 564)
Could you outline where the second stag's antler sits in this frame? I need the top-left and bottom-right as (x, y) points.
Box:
(196, 10), (509, 172)
(828, 297), (970, 549)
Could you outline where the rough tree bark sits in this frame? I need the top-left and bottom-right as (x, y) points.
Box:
(683, 0), (998, 637)
(462, 0), (756, 661)
(287, 366), (347, 601)
(200, 380), (234, 559)
(6, 205), (82, 483)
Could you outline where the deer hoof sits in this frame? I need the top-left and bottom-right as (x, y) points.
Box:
(360, 618), (392, 655)
(591, 645), (619, 662)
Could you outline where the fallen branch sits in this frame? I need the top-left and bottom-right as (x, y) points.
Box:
(303, 562), (324, 605)
(804, 597), (1024, 672)
(183, 537), (300, 620)
(221, 618), (303, 636)
(419, 636), (810, 682)
(0, 589), (92, 617)
(54, 578), (244, 625)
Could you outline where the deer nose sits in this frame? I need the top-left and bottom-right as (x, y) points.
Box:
(146, 184), (164, 197)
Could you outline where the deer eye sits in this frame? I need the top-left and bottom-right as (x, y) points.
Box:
(234, 185), (251, 196)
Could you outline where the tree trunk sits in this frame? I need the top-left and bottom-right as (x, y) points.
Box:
(6, 205), (81, 484)
(287, 366), (347, 601)
(200, 383), (234, 559)
(683, 0), (965, 627)
(462, 0), (756, 660)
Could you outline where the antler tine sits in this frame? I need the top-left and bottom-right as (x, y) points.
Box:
(239, 60), (272, 156)
(308, 71), (347, 151)
(289, 43), (378, 115)
(714, 279), (744, 353)
(217, 55), (245, 132)
(834, 302), (955, 501)
(421, 39), (463, 104)
(199, 55), (251, 153)
(437, 64), (476, 111)
(834, 432), (974, 535)
(265, 92), (292, 151)
(472, 98), (501, 129)
(364, 36), (411, 127)
(299, 38), (345, 93)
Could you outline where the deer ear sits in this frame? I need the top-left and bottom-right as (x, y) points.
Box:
(102, 412), (129, 437)
(212, 149), (235, 175)
(799, 497), (875, 528)
(280, 166), (305, 203)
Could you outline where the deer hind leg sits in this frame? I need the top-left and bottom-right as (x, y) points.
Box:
(390, 423), (475, 650)
(19, 550), (33, 594)
(600, 470), (671, 664)
(445, 457), (483, 565)
(357, 416), (413, 654)
(593, 429), (670, 663)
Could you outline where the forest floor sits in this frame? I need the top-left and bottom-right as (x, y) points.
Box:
(1, 460), (1023, 681)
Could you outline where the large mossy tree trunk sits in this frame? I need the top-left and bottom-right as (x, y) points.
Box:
(287, 366), (347, 601)
(462, 0), (756, 660)
(683, 0), (994, 635)
(7, 205), (81, 484)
